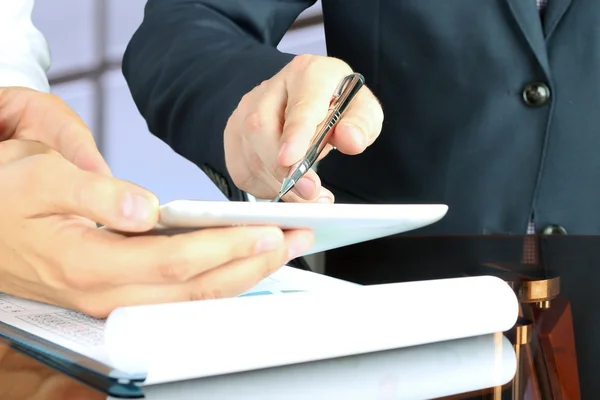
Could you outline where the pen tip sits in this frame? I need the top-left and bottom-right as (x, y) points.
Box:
(272, 178), (295, 202)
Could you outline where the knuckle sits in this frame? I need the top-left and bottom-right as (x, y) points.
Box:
(207, 227), (257, 261)
(241, 111), (264, 136)
(157, 258), (192, 282)
(238, 91), (254, 110)
(189, 286), (224, 302)
(289, 53), (316, 71)
(257, 79), (270, 91)
(156, 240), (195, 282)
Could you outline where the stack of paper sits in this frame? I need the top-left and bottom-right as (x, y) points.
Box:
(0, 266), (519, 388)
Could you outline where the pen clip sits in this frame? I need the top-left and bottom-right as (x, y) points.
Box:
(311, 73), (365, 150)
(330, 72), (365, 112)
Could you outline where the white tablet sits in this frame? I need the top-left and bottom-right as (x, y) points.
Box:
(155, 200), (448, 256)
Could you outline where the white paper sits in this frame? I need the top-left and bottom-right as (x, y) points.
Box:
(0, 293), (111, 365)
(1, 270), (518, 388)
(0, 266), (356, 376)
(104, 275), (518, 385)
(134, 333), (516, 400)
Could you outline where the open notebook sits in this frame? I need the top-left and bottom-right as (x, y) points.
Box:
(0, 267), (518, 398)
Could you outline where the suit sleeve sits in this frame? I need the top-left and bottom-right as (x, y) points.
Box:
(0, 0), (50, 92)
(122, 0), (316, 200)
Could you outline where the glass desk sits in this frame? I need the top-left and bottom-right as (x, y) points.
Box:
(0, 234), (590, 399)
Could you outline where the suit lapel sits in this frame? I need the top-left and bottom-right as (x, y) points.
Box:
(505, 0), (550, 76)
(542, 0), (573, 40)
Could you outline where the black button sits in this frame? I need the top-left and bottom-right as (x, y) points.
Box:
(522, 82), (551, 107)
(541, 224), (567, 235)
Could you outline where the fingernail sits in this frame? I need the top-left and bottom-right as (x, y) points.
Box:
(122, 193), (155, 221)
(288, 235), (314, 260)
(317, 196), (333, 203)
(294, 177), (317, 198)
(255, 230), (284, 253)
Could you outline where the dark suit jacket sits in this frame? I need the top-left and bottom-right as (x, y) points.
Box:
(123, 1), (600, 394)
(122, 0), (600, 236)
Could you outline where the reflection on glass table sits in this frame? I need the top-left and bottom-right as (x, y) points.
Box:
(122, 333), (515, 400)
(0, 333), (515, 400)
(2, 234), (593, 399)
(325, 234), (589, 398)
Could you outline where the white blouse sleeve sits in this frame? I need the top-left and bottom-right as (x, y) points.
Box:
(0, 0), (51, 92)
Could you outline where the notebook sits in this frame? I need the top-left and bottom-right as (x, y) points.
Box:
(0, 267), (518, 398)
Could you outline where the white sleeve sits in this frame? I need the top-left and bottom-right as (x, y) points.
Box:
(0, 0), (51, 93)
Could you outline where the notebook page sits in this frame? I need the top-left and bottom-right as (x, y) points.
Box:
(103, 275), (519, 385)
(0, 293), (110, 364)
(0, 266), (357, 375)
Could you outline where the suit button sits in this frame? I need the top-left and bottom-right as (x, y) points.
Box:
(522, 82), (551, 107)
(541, 224), (567, 235)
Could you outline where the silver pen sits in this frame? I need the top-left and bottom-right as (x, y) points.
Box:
(272, 72), (365, 202)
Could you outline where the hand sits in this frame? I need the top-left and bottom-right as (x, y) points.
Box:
(0, 86), (111, 175)
(0, 140), (314, 318)
(224, 54), (384, 202)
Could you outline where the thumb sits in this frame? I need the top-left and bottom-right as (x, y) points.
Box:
(21, 154), (159, 232)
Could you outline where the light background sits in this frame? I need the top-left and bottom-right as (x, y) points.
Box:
(32, 0), (327, 271)
(32, 0), (326, 204)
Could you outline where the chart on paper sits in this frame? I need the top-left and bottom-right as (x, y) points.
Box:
(0, 293), (110, 364)
(239, 266), (358, 297)
(0, 296), (28, 313)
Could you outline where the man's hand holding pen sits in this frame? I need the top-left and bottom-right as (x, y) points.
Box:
(224, 54), (384, 203)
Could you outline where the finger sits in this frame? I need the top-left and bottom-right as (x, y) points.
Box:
(58, 128), (112, 176)
(234, 85), (287, 198)
(0, 87), (111, 176)
(10, 154), (158, 232)
(36, 98), (112, 176)
(0, 139), (56, 165)
(329, 85), (384, 155)
(278, 56), (353, 166)
(61, 225), (288, 288)
(279, 168), (326, 202)
(76, 229), (315, 318)
(236, 85), (325, 202)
